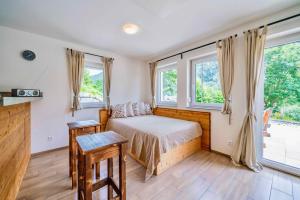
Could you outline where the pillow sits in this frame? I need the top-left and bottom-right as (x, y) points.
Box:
(126, 102), (134, 117)
(132, 102), (140, 116)
(144, 103), (153, 115)
(111, 104), (127, 118)
(139, 102), (146, 115)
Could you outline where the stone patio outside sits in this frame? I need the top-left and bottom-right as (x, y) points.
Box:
(263, 120), (300, 169)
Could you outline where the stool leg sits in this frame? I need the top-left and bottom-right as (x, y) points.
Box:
(69, 130), (72, 177)
(84, 155), (93, 200)
(119, 144), (127, 200)
(108, 158), (113, 199)
(77, 152), (84, 200)
(71, 137), (77, 189)
(95, 162), (100, 179)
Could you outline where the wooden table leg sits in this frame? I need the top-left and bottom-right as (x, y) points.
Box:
(96, 125), (101, 132)
(119, 144), (127, 200)
(77, 152), (84, 200)
(95, 162), (100, 179)
(108, 158), (113, 199)
(94, 125), (101, 179)
(84, 155), (93, 200)
(71, 133), (77, 189)
(69, 130), (72, 177)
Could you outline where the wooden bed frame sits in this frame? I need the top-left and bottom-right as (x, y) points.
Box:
(99, 107), (211, 175)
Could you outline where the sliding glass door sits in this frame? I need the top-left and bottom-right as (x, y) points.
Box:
(260, 33), (300, 175)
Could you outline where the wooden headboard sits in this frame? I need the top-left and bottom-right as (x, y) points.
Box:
(99, 108), (110, 132)
(99, 107), (211, 151)
(153, 107), (211, 151)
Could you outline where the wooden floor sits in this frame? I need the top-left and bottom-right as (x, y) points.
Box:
(17, 148), (300, 200)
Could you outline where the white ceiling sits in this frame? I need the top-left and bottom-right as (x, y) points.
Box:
(0, 0), (299, 60)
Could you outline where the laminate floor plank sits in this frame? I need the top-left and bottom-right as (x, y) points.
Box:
(270, 189), (293, 200)
(17, 148), (300, 200)
(272, 171), (293, 195)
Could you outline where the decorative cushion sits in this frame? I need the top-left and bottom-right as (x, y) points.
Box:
(132, 102), (140, 116)
(144, 103), (153, 115)
(111, 104), (127, 118)
(139, 102), (146, 115)
(126, 102), (134, 117)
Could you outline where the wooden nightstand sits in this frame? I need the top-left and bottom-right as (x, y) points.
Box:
(67, 120), (101, 189)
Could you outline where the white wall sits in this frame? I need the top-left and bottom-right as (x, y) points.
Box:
(0, 26), (147, 153)
(146, 7), (300, 155)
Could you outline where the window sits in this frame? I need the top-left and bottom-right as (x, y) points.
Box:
(190, 54), (224, 109)
(157, 64), (177, 105)
(80, 60), (105, 108)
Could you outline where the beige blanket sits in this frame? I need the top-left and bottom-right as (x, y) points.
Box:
(106, 115), (202, 180)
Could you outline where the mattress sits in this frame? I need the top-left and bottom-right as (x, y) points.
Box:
(106, 115), (202, 180)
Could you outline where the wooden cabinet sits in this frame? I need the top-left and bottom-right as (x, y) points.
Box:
(0, 102), (31, 200)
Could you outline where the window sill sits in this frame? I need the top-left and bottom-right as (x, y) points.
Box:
(188, 105), (222, 111)
(157, 102), (177, 108)
(80, 103), (106, 109)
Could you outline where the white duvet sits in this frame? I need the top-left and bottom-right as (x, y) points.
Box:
(106, 115), (202, 180)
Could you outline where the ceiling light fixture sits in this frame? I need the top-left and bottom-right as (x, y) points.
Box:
(122, 23), (140, 35)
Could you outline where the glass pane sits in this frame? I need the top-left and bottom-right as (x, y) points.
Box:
(195, 58), (224, 103)
(263, 41), (300, 169)
(161, 69), (177, 102)
(80, 66), (104, 103)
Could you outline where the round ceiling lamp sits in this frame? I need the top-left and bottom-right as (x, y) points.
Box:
(122, 23), (140, 35)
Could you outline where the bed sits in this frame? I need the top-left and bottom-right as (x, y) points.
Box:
(99, 107), (211, 180)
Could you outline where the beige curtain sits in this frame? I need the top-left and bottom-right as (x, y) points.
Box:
(149, 62), (157, 108)
(217, 36), (235, 124)
(66, 49), (85, 116)
(231, 27), (268, 172)
(102, 57), (113, 110)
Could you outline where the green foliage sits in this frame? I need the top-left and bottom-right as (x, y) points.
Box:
(283, 105), (300, 121)
(81, 69), (103, 100)
(195, 60), (224, 104)
(264, 42), (300, 122)
(162, 69), (177, 100)
(272, 105), (300, 122)
(196, 80), (224, 103)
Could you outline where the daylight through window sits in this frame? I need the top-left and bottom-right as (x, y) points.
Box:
(157, 64), (177, 105)
(80, 61), (104, 107)
(191, 54), (223, 108)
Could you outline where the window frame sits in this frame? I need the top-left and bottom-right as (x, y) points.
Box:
(156, 63), (178, 106)
(190, 53), (223, 110)
(80, 60), (106, 109)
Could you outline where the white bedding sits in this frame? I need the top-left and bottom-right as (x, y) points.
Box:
(106, 115), (202, 180)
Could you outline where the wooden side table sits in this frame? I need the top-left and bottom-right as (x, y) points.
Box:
(76, 131), (128, 200)
(67, 120), (101, 189)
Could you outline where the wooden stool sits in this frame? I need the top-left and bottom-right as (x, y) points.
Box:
(76, 131), (128, 200)
(67, 120), (101, 188)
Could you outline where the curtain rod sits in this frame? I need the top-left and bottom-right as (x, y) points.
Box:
(260, 13), (300, 30)
(66, 48), (114, 60)
(156, 34), (237, 63)
(244, 13), (300, 33)
(155, 13), (300, 63)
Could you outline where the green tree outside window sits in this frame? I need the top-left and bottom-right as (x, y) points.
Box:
(264, 42), (300, 122)
(80, 68), (104, 102)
